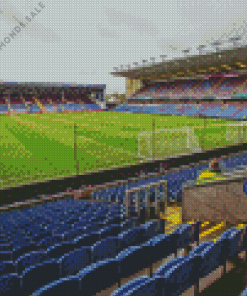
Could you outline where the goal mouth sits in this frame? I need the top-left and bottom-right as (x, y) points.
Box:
(138, 128), (202, 159)
(226, 122), (247, 144)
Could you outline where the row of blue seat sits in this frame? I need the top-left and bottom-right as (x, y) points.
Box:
(0, 218), (144, 274)
(0, 220), (166, 295)
(110, 225), (247, 296)
(0, 222), (196, 295)
(27, 222), (243, 296)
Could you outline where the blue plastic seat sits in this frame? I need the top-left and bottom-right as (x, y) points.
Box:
(20, 259), (62, 295)
(12, 242), (39, 262)
(72, 233), (99, 249)
(15, 250), (48, 275)
(117, 246), (150, 280)
(172, 224), (194, 249)
(154, 254), (200, 295)
(224, 228), (245, 259)
(139, 221), (159, 239)
(110, 276), (149, 296)
(59, 246), (91, 277)
(31, 275), (81, 296)
(119, 227), (146, 248)
(91, 236), (124, 263)
(0, 261), (15, 277)
(0, 273), (23, 296)
(46, 241), (80, 259)
(142, 233), (178, 265)
(121, 218), (137, 232)
(126, 277), (162, 296)
(78, 258), (120, 296)
(189, 240), (222, 278)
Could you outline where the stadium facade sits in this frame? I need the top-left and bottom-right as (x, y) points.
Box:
(111, 45), (247, 107)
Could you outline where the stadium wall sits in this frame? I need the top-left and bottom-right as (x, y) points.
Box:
(182, 175), (247, 224)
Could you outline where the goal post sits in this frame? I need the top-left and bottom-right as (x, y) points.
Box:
(138, 127), (202, 159)
(226, 122), (247, 144)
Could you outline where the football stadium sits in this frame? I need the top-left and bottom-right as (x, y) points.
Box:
(3, 31), (247, 296)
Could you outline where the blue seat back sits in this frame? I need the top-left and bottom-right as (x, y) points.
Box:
(0, 273), (23, 296)
(15, 251), (48, 275)
(127, 277), (162, 296)
(172, 224), (194, 248)
(91, 236), (122, 263)
(140, 221), (158, 239)
(59, 246), (91, 277)
(195, 240), (222, 277)
(31, 275), (81, 296)
(225, 228), (245, 259)
(73, 233), (99, 248)
(0, 261), (15, 277)
(145, 233), (178, 264)
(46, 241), (78, 259)
(110, 276), (149, 296)
(78, 258), (120, 296)
(116, 246), (149, 279)
(119, 227), (146, 248)
(20, 259), (62, 295)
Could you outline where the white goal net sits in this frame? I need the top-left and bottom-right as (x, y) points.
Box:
(226, 122), (247, 144)
(138, 127), (202, 159)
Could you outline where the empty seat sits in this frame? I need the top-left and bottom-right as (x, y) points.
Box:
(139, 221), (159, 239)
(119, 227), (146, 248)
(172, 224), (194, 249)
(142, 233), (178, 265)
(110, 276), (150, 296)
(15, 251), (48, 275)
(189, 240), (222, 278)
(78, 258), (120, 296)
(46, 241), (79, 259)
(121, 218), (136, 232)
(0, 261), (15, 277)
(117, 246), (150, 280)
(224, 227), (245, 260)
(127, 277), (162, 296)
(154, 254), (200, 296)
(36, 236), (61, 249)
(31, 275), (81, 296)
(0, 273), (23, 296)
(59, 246), (91, 277)
(20, 259), (62, 295)
(91, 236), (123, 263)
(72, 233), (99, 249)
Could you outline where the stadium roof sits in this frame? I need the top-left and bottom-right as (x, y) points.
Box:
(110, 46), (247, 81)
(0, 82), (106, 88)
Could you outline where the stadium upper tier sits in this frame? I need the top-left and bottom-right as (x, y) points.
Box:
(134, 76), (247, 98)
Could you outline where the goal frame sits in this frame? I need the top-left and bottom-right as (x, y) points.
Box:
(138, 127), (201, 159)
(226, 122), (247, 144)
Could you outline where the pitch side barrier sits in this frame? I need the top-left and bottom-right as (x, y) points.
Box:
(0, 152), (239, 213)
(1, 144), (247, 210)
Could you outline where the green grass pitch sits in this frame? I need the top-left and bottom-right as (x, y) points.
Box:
(0, 111), (239, 188)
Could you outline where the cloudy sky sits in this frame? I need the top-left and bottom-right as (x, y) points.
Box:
(0, 0), (247, 94)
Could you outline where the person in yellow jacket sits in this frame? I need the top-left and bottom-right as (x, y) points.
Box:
(197, 158), (227, 184)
